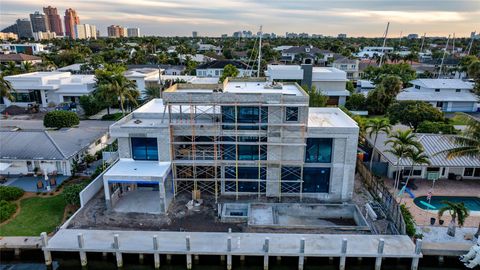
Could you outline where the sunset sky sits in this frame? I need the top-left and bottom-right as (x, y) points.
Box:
(1, 0), (479, 37)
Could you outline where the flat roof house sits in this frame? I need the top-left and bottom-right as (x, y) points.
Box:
(266, 65), (350, 106)
(396, 79), (477, 112)
(102, 78), (359, 214)
(3, 72), (96, 107)
(196, 60), (252, 78)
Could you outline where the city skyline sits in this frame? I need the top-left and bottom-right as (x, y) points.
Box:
(0, 0), (479, 37)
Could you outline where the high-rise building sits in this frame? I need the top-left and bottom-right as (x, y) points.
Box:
(337, 33), (347, 38)
(0, 32), (18, 40)
(29, 11), (49, 33)
(192, 31), (198, 38)
(127, 28), (140, 37)
(34, 31), (56, 41)
(43, 6), (63, 36)
(107, 25), (126, 38)
(16, 19), (34, 39)
(75, 24), (97, 39)
(64, 8), (80, 39)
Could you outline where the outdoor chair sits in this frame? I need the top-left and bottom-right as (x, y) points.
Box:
(49, 178), (57, 187)
(37, 180), (44, 190)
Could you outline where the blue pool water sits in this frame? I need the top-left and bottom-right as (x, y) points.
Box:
(414, 196), (480, 211)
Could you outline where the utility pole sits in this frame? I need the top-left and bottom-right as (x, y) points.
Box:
(379, 22), (390, 67)
(257, 25), (263, 78)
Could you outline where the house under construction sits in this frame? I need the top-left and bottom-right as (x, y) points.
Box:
(103, 78), (359, 214)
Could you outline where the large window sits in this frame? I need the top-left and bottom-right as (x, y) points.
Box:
(281, 166), (302, 193)
(464, 168), (480, 177)
(131, 137), (158, 160)
(12, 90), (41, 103)
(305, 138), (332, 163)
(303, 167), (330, 193)
(221, 144), (267, 160)
(285, 107), (299, 122)
(221, 106), (268, 130)
(224, 166), (267, 193)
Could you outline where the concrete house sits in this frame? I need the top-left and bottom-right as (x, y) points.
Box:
(3, 72), (95, 107)
(281, 45), (334, 65)
(102, 78), (359, 214)
(266, 65), (350, 106)
(332, 58), (360, 80)
(396, 79), (477, 112)
(196, 60), (252, 78)
(0, 43), (46, 55)
(355, 47), (394, 58)
(367, 132), (480, 181)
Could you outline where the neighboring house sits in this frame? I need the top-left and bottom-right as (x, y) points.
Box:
(0, 43), (46, 55)
(332, 57), (360, 80)
(102, 78), (359, 214)
(273, 45), (293, 52)
(281, 45), (334, 64)
(178, 54), (216, 64)
(357, 80), (375, 96)
(266, 65), (350, 106)
(159, 64), (186, 76)
(196, 43), (222, 55)
(3, 72), (96, 107)
(396, 79), (478, 112)
(355, 47), (394, 58)
(366, 132), (480, 180)
(56, 63), (86, 74)
(0, 53), (42, 66)
(0, 121), (110, 176)
(196, 60), (252, 78)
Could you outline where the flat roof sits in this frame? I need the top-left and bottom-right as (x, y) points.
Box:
(104, 159), (171, 179)
(397, 88), (478, 102)
(410, 79), (474, 89)
(308, 108), (358, 128)
(224, 81), (303, 96)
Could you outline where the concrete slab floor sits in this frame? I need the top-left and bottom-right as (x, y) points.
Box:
(114, 190), (161, 214)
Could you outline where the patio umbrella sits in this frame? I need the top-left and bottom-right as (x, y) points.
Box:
(44, 169), (50, 191)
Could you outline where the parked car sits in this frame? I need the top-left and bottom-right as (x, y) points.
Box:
(55, 102), (77, 112)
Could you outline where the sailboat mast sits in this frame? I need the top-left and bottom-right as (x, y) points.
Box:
(420, 33), (426, 52)
(438, 34), (450, 78)
(379, 22), (390, 67)
(257, 25), (263, 78)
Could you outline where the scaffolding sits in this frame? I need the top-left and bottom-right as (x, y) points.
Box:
(165, 92), (308, 202)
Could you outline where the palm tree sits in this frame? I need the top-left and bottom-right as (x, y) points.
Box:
(143, 85), (161, 100)
(2, 61), (20, 76)
(0, 75), (15, 101)
(399, 149), (429, 203)
(366, 118), (391, 176)
(100, 76), (139, 115)
(438, 201), (469, 237)
(21, 61), (35, 73)
(385, 129), (422, 192)
(442, 116), (480, 159)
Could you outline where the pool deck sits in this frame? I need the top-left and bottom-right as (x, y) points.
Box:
(2, 175), (68, 193)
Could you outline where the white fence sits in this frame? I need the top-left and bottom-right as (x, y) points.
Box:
(79, 161), (117, 207)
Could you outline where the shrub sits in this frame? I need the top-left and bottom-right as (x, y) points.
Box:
(400, 204), (416, 237)
(0, 200), (17, 222)
(101, 112), (123, 121)
(417, 121), (458, 134)
(79, 95), (105, 116)
(0, 186), (24, 201)
(345, 93), (367, 111)
(90, 162), (110, 180)
(62, 183), (87, 206)
(44, 110), (80, 129)
(84, 154), (96, 164)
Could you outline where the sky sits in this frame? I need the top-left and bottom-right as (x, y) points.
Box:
(1, 0), (479, 37)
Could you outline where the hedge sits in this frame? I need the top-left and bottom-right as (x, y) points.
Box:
(44, 110), (80, 129)
(400, 204), (416, 237)
(62, 183), (87, 206)
(0, 200), (17, 222)
(0, 186), (24, 201)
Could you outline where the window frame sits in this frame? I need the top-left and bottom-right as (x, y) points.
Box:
(285, 107), (299, 122)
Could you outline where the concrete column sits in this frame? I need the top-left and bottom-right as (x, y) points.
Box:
(114, 234), (123, 268)
(186, 235), (192, 270)
(375, 238), (384, 270)
(240, 255), (245, 262)
(139, 254), (144, 264)
(298, 238), (305, 270)
(153, 235), (160, 269)
(166, 254), (172, 263)
(102, 252), (108, 260)
(227, 236), (232, 270)
(40, 90), (47, 107)
(263, 237), (269, 270)
(194, 254), (200, 263)
(77, 233), (87, 267)
(41, 232), (52, 266)
(339, 238), (347, 270)
(411, 239), (422, 270)
(14, 248), (21, 259)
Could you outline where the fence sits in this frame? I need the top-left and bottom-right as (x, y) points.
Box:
(79, 160), (117, 207)
(356, 159), (406, 235)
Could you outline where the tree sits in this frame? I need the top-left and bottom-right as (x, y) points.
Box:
(345, 93), (366, 111)
(1, 61), (20, 76)
(79, 95), (105, 116)
(44, 111), (80, 129)
(387, 101), (445, 131)
(346, 81), (355, 93)
(143, 85), (162, 100)
(363, 63), (416, 86)
(303, 85), (328, 107)
(219, 64), (239, 83)
(385, 129), (422, 192)
(438, 201), (469, 237)
(441, 115), (480, 159)
(21, 61), (35, 73)
(99, 76), (139, 115)
(416, 121), (457, 134)
(467, 61), (480, 97)
(459, 55), (479, 75)
(94, 64), (128, 115)
(366, 118), (391, 177)
(0, 75), (14, 101)
(400, 149), (429, 203)
(365, 75), (403, 115)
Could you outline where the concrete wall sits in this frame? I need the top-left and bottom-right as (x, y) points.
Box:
(312, 81), (346, 92)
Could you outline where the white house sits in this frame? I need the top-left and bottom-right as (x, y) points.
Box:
(178, 54), (216, 64)
(281, 45), (334, 64)
(0, 43), (47, 55)
(3, 72), (96, 107)
(332, 58), (360, 80)
(266, 65), (350, 106)
(355, 47), (394, 58)
(196, 43), (222, 55)
(396, 79), (478, 112)
(196, 60), (252, 78)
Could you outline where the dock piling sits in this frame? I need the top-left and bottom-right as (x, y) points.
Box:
(186, 235), (192, 270)
(263, 237), (270, 270)
(339, 238), (347, 270)
(77, 233), (87, 267)
(40, 232), (52, 266)
(153, 235), (160, 269)
(227, 236), (232, 270)
(375, 238), (384, 270)
(113, 234), (123, 268)
(298, 238), (305, 270)
(411, 239), (422, 270)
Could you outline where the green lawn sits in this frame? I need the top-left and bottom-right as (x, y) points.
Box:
(0, 195), (66, 236)
(449, 114), (470, 125)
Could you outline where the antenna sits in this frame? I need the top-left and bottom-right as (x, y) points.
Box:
(257, 25), (263, 78)
(420, 33), (426, 52)
(379, 22), (390, 67)
(438, 34), (450, 78)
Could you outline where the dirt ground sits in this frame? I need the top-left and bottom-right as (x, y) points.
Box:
(68, 174), (385, 234)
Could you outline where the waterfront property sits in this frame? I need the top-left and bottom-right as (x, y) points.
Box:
(332, 57), (360, 80)
(0, 53), (42, 67)
(266, 65), (350, 105)
(102, 78), (358, 214)
(196, 60), (252, 78)
(3, 72), (95, 107)
(396, 79), (477, 112)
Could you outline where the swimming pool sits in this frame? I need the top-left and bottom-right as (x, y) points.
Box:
(413, 196), (480, 211)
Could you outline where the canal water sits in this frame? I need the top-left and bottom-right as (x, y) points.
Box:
(0, 250), (466, 270)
